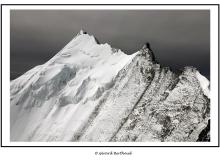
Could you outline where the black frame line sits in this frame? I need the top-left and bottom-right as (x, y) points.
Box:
(0, 3), (219, 148)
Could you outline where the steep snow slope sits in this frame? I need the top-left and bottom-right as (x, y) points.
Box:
(10, 30), (137, 141)
(10, 31), (210, 142)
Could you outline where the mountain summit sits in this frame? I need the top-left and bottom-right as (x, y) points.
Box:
(10, 31), (210, 142)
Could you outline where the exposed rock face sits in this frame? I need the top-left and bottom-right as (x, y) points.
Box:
(10, 31), (210, 142)
(112, 64), (210, 142)
(141, 42), (156, 62)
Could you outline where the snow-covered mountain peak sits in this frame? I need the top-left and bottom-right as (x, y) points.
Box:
(10, 31), (138, 111)
(10, 31), (210, 142)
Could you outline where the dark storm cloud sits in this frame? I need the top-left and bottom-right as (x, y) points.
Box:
(10, 10), (210, 80)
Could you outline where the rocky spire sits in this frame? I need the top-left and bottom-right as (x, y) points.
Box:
(141, 42), (156, 62)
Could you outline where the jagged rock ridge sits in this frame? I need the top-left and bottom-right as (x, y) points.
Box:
(10, 30), (210, 142)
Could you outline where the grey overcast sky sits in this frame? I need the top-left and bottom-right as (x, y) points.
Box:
(10, 10), (210, 80)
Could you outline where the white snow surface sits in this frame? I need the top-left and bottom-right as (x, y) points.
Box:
(10, 31), (137, 141)
(196, 71), (210, 98)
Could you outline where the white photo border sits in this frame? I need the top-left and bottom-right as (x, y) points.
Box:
(1, 4), (219, 147)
